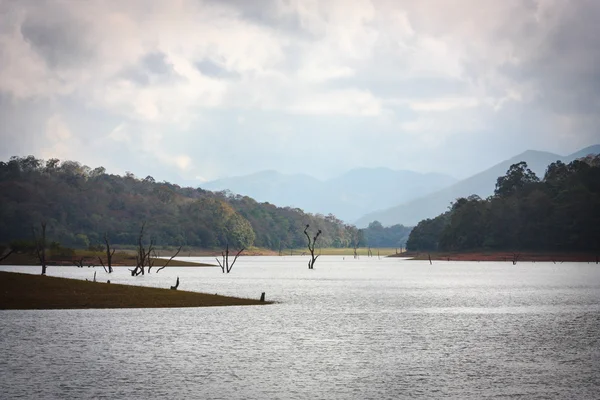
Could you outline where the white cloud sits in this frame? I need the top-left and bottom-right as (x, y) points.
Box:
(0, 0), (598, 182)
(409, 97), (479, 112)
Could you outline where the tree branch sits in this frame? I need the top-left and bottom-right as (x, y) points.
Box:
(227, 248), (245, 273)
(156, 245), (182, 273)
(0, 248), (14, 263)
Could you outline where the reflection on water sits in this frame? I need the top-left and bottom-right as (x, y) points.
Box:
(1, 257), (599, 399)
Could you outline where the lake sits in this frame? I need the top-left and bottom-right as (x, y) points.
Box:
(1, 256), (599, 399)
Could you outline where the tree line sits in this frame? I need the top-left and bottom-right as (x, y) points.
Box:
(406, 155), (600, 252)
(0, 156), (410, 251)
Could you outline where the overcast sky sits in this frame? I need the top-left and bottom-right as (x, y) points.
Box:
(1, 0), (599, 183)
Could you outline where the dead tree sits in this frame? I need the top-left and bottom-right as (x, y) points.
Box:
(156, 245), (183, 273)
(512, 253), (519, 265)
(170, 276), (180, 290)
(349, 227), (362, 259)
(304, 224), (321, 269)
(97, 233), (115, 273)
(130, 223), (154, 276)
(147, 249), (159, 273)
(368, 247), (373, 257)
(74, 257), (85, 268)
(215, 243), (244, 273)
(32, 222), (47, 275)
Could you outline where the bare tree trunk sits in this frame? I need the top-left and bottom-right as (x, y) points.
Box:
(98, 257), (108, 273)
(303, 225), (321, 269)
(170, 276), (180, 290)
(32, 222), (47, 275)
(131, 223), (154, 276)
(103, 233), (115, 273)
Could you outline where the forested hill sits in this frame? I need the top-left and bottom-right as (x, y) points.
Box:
(406, 155), (600, 253)
(0, 156), (409, 250)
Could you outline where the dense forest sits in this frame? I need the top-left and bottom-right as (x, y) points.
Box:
(0, 156), (409, 251)
(406, 155), (600, 252)
(362, 221), (411, 249)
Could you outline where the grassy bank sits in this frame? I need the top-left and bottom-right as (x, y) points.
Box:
(0, 250), (215, 267)
(391, 251), (599, 262)
(284, 247), (402, 257)
(0, 271), (270, 309)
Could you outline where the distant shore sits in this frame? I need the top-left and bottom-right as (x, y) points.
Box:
(0, 271), (270, 310)
(0, 247), (405, 266)
(389, 251), (599, 262)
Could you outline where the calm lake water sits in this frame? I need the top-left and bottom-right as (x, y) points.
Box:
(1, 256), (599, 399)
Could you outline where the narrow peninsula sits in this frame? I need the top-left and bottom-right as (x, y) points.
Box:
(0, 271), (270, 310)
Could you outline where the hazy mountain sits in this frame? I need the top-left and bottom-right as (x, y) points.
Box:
(201, 168), (457, 222)
(355, 145), (600, 227)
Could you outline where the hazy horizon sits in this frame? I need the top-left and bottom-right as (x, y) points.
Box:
(2, 1), (600, 184)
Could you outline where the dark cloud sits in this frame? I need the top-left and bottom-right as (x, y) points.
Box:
(141, 52), (173, 75)
(214, 0), (309, 38)
(118, 51), (183, 86)
(195, 59), (240, 79)
(504, 1), (600, 115)
(20, 12), (93, 69)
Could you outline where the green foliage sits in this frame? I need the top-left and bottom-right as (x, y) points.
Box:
(406, 213), (449, 251)
(494, 161), (539, 198)
(407, 158), (600, 252)
(362, 221), (412, 248)
(0, 156), (364, 250)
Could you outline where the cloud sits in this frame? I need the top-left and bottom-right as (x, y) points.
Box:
(0, 0), (598, 183)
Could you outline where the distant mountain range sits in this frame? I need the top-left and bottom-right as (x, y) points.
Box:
(201, 168), (457, 222)
(355, 144), (600, 227)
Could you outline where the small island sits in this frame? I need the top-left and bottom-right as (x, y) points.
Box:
(0, 271), (270, 310)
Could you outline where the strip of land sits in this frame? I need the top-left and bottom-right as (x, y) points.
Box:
(390, 251), (599, 262)
(0, 271), (270, 310)
(0, 251), (216, 267)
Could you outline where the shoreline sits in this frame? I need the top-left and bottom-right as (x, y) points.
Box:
(390, 251), (599, 262)
(0, 271), (271, 310)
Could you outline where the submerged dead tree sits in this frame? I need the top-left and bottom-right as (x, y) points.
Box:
(304, 224), (321, 269)
(347, 225), (363, 260)
(215, 243), (244, 273)
(130, 223), (154, 276)
(32, 222), (47, 275)
(98, 233), (115, 273)
(170, 276), (180, 290)
(156, 245), (183, 273)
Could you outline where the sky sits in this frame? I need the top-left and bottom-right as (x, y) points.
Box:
(1, 0), (599, 184)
